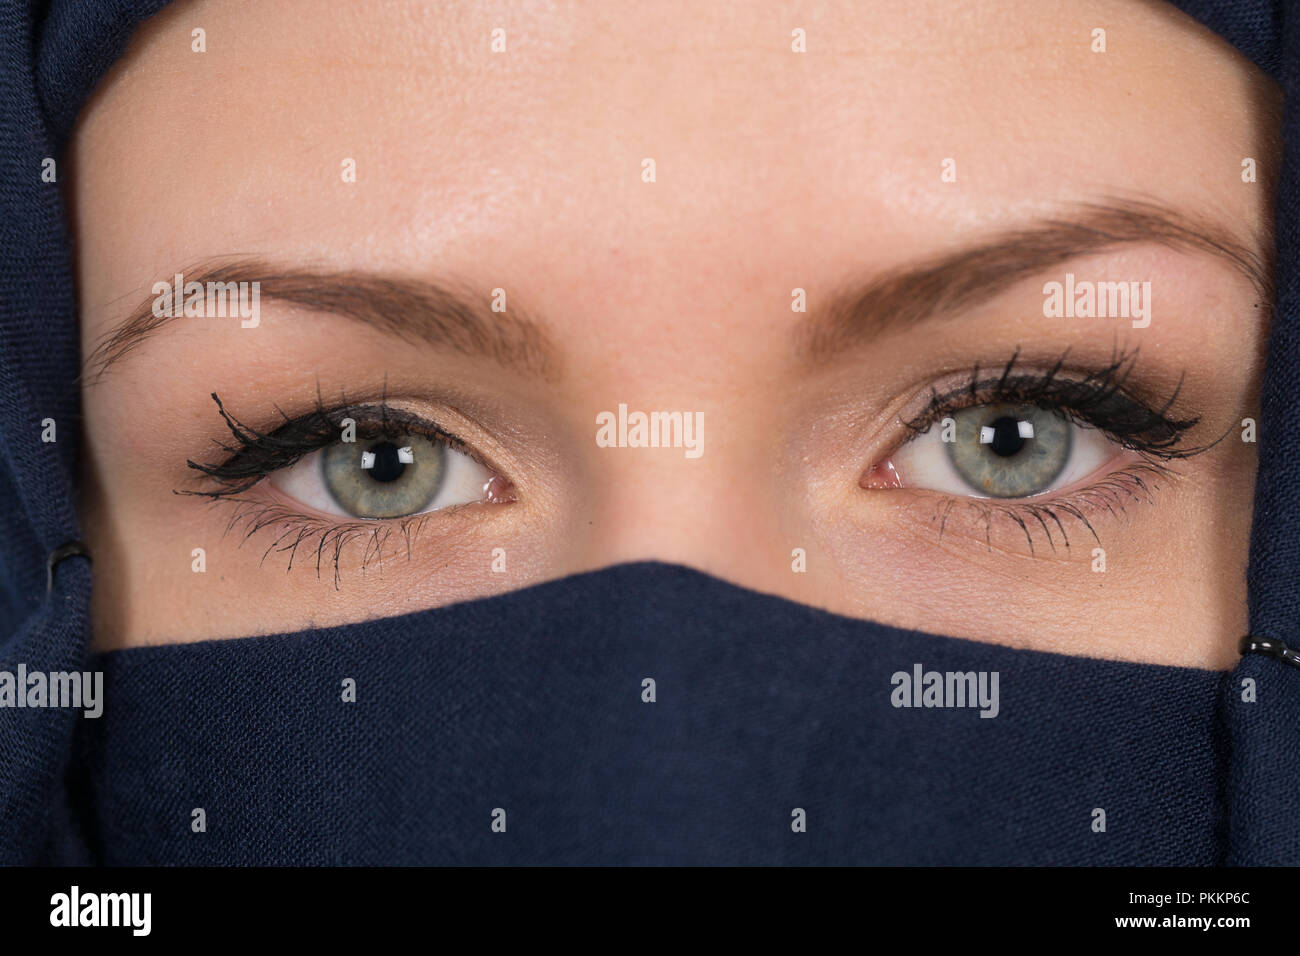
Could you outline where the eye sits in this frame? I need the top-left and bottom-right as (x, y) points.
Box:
(866, 401), (1116, 499)
(271, 431), (495, 519)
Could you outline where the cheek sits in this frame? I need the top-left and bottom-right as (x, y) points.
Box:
(87, 498), (568, 651)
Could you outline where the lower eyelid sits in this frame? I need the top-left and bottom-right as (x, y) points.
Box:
(875, 457), (1179, 556)
(175, 392), (530, 582)
(259, 478), (492, 524)
(187, 465), (516, 584)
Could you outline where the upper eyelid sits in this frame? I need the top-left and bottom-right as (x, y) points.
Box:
(244, 415), (460, 463)
(185, 397), (491, 494)
(289, 404), (471, 454)
(890, 348), (1208, 458)
(905, 374), (1166, 425)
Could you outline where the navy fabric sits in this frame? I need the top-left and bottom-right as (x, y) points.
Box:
(1172, 0), (1284, 79)
(0, 0), (1296, 866)
(1170, 0), (1300, 866)
(60, 564), (1230, 866)
(0, 0), (168, 864)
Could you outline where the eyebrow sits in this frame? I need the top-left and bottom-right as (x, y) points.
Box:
(86, 199), (1270, 382)
(800, 198), (1273, 360)
(84, 260), (558, 382)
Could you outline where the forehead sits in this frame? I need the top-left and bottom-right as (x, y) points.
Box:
(70, 0), (1273, 328)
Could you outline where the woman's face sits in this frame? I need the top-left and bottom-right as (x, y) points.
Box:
(70, 0), (1276, 668)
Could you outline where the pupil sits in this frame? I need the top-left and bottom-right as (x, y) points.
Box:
(986, 416), (1026, 457)
(367, 442), (406, 482)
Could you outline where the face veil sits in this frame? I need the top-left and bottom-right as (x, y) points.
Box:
(1, 0), (1297, 865)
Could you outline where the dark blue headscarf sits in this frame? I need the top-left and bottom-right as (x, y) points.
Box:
(1, 0), (1296, 865)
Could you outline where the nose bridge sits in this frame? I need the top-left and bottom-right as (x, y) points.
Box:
(550, 227), (799, 584)
(577, 401), (767, 576)
(569, 395), (811, 606)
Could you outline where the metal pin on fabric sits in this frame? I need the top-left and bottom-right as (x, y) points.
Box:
(45, 541), (90, 595)
(1239, 634), (1300, 670)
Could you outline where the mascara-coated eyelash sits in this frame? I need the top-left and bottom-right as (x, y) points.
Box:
(898, 346), (1210, 459)
(876, 346), (1220, 555)
(176, 392), (510, 586)
(182, 391), (484, 497)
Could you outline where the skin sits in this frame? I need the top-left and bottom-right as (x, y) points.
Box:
(69, 0), (1278, 668)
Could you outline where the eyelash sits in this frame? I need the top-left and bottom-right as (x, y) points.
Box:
(184, 391), (479, 493)
(889, 346), (1218, 554)
(177, 391), (498, 585)
(179, 346), (1216, 576)
(899, 346), (1203, 457)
